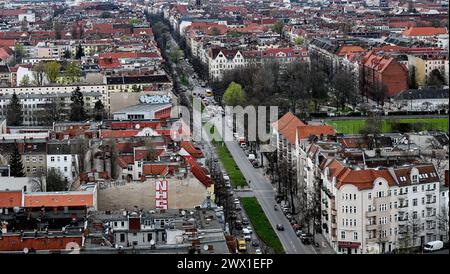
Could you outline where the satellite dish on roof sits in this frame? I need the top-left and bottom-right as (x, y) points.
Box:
(181, 210), (186, 216)
(23, 247), (29, 254)
(150, 239), (155, 246)
(203, 244), (209, 251)
(13, 207), (20, 213)
(135, 124), (141, 129)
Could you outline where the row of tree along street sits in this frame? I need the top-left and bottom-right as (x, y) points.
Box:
(6, 87), (106, 127)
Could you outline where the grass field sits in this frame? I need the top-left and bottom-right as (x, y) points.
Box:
(241, 197), (285, 254)
(213, 140), (247, 187)
(205, 124), (247, 188)
(328, 118), (449, 134)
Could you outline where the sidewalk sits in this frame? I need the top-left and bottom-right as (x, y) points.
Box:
(313, 233), (335, 254)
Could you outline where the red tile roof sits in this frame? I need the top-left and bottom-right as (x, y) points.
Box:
(23, 192), (94, 208)
(337, 45), (366, 57)
(0, 46), (14, 60)
(0, 39), (16, 48)
(116, 156), (134, 169)
(274, 112), (306, 144)
(100, 130), (139, 138)
(402, 27), (448, 37)
(0, 191), (22, 207)
(336, 169), (396, 190)
(186, 157), (212, 188)
(181, 141), (204, 158)
(297, 125), (336, 140)
(142, 164), (169, 176)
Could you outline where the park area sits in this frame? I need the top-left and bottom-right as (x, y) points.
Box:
(241, 197), (285, 254)
(327, 117), (449, 134)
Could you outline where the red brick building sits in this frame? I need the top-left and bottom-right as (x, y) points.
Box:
(361, 51), (408, 97)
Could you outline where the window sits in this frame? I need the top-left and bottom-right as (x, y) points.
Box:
(368, 193), (372, 200)
(413, 199), (417, 206)
(353, 232), (358, 240)
(50, 156), (55, 162)
(413, 186), (417, 192)
(412, 175), (418, 183)
(64, 156), (67, 162)
(120, 233), (125, 242)
(64, 166), (68, 172)
(121, 221), (125, 227)
(147, 233), (152, 242)
(341, 231), (346, 239)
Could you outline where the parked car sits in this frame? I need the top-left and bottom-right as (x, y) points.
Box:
(244, 234), (252, 241)
(255, 249), (262, 254)
(251, 241), (259, 247)
(276, 224), (284, 231)
(235, 221), (243, 230)
(242, 218), (249, 226)
(300, 233), (314, 245)
(296, 230), (303, 237)
(424, 241), (444, 252)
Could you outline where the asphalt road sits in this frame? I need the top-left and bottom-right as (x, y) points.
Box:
(208, 115), (316, 254)
(167, 34), (317, 254)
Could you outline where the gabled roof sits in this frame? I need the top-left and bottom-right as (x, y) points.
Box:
(180, 141), (204, 158)
(273, 112), (305, 144)
(142, 164), (169, 176)
(393, 165), (439, 186)
(336, 169), (396, 190)
(185, 157), (212, 188)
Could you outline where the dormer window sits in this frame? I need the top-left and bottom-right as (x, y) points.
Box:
(412, 175), (418, 183)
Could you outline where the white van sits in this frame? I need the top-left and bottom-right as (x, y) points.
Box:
(424, 241), (443, 252)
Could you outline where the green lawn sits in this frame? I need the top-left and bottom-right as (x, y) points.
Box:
(213, 140), (247, 187)
(241, 197), (285, 254)
(328, 118), (449, 134)
(205, 124), (247, 187)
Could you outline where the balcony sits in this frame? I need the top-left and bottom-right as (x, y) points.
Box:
(366, 224), (378, 231)
(425, 188), (436, 192)
(331, 236), (337, 242)
(366, 210), (377, 217)
(331, 223), (337, 229)
(331, 208), (337, 216)
(398, 191), (408, 197)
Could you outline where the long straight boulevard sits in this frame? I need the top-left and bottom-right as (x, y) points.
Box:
(208, 115), (316, 254)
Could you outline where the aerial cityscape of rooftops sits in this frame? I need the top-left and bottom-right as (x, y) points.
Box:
(0, 0), (448, 255)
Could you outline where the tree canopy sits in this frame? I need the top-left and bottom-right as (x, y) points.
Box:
(70, 87), (86, 121)
(44, 61), (61, 83)
(46, 168), (67, 191)
(9, 145), (25, 177)
(223, 82), (246, 106)
(6, 92), (23, 126)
